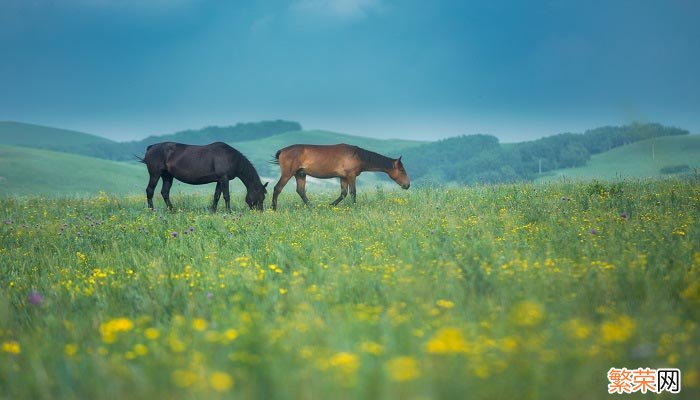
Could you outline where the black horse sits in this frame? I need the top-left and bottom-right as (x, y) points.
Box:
(139, 142), (268, 211)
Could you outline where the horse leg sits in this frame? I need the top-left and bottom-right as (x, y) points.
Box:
(146, 174), (159, 209)
(161, 173), (174, 210)
(272, 174), (292, 210)
(211, 181), (222, 212)
(330, 178), (348, 206)
(348, 175), (357, 204)
(221, 178), (231, 212)
(295, 171), (310, 206)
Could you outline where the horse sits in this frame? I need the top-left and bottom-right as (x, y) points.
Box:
(270, 143), (410, 210)
(139, 142), (268, 211)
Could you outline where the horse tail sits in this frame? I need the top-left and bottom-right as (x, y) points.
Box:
(135, 155), (146, 163)
(268, 149), (281, 165)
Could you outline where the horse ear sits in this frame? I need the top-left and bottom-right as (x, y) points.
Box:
(397, 156), (402, 163)
(263, 182), (269, 188)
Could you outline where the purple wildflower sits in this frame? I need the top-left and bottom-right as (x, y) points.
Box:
(27, 291), (43, 306)
(171, 231), (178, 238)
(590, 228), (598, 235)
(206, 292), (214, 300)
(189, 227), (195, 232)
(620, 212), (629, 220)
(3, 219), (11, 225)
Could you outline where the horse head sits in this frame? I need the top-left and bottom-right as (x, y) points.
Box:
(388, 156), (410, 189)
(246, 182), (268, 210)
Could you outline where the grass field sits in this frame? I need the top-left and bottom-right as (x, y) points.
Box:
(539, 135), (700, 181)
(1, 180), (698, 399)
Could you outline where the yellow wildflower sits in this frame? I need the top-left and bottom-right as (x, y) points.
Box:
(2, 341), (21, 354)
(359, 341), (384, 356)
(192, 318), (208, 332)
(563, 318), (591, 340)
(210, 371), (234, 392)
(512, 300), (544, 327)
(436, 299), (454, 309)
(64, 343), (78, 357)
(99, 318), (134, 343)
(425, 327), (468, 354)
(386, 357), (421, 382)
(144, 328), (160, 340)
(329, 352), (360, 375)
(601, 315), (635, 344)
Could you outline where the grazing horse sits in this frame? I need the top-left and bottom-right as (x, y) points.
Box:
(139, 142), (268, 211)
(271, 143), (410, 210)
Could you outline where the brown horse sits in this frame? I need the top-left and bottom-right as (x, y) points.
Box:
(139, 142), (268, 211)
(270, 143), (410, 210)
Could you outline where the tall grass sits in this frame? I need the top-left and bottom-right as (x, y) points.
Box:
(1, 180), (698, 399)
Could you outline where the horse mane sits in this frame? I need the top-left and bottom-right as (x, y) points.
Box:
(235, 150), (264, 189)
(353, 146), (394, 170)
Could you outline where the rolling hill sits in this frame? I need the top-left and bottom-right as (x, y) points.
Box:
(537, 135), (700, 181)
(0, 121), (113, 149)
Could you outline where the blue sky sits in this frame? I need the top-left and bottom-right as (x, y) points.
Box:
(1, 0), (698, 142)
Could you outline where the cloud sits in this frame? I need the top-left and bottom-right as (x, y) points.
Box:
(290, 0), (383, 20)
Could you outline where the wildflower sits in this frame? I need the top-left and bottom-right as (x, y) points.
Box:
(590, 228), (598, 235)
(189, 227), (195, 232)
(436, 299), (454, 309)
(386, 357), (421, 382)
(171, 231), (178, 238)
(329, 352), (360, 375)
(133, 344), (148, 356)
(601, 315), (635, 344)
(144, 328), (160, 340)
(27, 291), (43, 306)
(359, 341), (384, 356)
(192, 318), (208, 331)
(619, 212), (629, 220)
(64, 343), (78, 356)
(512, 300), (544, 327)
(2, 341), (21, 354)
(210, 371), (234, 392)
(206, 292), (214, 300)
(425, 327), (468, 354)
(224, 329), (239, 342)
(564, 318), (591, 340)
(99, 318), (134, 343)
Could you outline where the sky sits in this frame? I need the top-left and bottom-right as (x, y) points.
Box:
(1, 0), (699, 142)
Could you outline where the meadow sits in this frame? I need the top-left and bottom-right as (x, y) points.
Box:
(1, 180), (699, 399)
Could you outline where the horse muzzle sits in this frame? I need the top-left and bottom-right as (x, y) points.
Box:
(402, 183), (410, 190)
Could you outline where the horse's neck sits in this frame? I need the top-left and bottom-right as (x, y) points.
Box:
(237, 162), (262, 189)
(360, 154), (393, 173)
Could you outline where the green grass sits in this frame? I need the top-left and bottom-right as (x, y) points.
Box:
(1, 180), (699, 399)
(539, 135), (700, 181)
(0, 145), (145, 196)
(0, 121), (113, 148)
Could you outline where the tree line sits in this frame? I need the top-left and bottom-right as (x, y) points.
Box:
(402, 123), (689, 184)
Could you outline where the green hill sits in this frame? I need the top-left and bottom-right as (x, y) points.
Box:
(537, 135), (700, 181)
(0, 121), (113, 148)
(0, 145), (146, 196)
